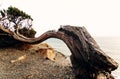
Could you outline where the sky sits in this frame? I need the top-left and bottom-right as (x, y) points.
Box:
(0, 0), (120, 37)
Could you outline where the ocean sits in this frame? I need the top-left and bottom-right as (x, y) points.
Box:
(43, 37), (120, 76)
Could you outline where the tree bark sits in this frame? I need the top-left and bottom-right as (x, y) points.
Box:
(0, 25), (118, 79)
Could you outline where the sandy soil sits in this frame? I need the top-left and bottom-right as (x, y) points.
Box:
(0, 44), (75, 79)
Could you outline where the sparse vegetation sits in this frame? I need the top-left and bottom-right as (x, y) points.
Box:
(0, 6), (36, 38)
(0, 6), (36, 47)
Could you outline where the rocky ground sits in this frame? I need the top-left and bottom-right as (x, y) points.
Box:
(0, 44), (75, 79)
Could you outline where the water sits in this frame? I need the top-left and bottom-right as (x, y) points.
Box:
(43, 37), (120, 76)
(94, 37), (120, 76)
(43, 38), (71, 57)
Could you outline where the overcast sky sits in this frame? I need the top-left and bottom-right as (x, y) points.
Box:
(0, 0), (120, 37)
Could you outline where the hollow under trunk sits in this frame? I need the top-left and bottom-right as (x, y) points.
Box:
(0, 25), (118, 79)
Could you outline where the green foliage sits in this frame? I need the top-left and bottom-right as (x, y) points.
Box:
(7, 6), (33, 20)
(0, 6), (37, 47)
(0, 6), (36, 37)
(0, 10), (5, 17)
(19, 27), (36, 38)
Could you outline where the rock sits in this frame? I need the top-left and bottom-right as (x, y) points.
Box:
(11, 54), (27, 63)
(0, 44), (75, 79)
(38, 43), (56, 61)
(30, 43), (56, 61)
(96, 73), (107, 79)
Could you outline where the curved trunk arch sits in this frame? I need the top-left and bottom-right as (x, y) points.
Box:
(0, 25), (118, 79)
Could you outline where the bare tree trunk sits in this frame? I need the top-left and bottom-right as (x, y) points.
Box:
(0, 25), (118, 79)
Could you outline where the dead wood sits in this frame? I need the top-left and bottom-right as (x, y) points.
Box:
(0, 25), (118, 79)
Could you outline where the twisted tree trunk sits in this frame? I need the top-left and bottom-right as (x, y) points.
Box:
(0, 25), (118, 79)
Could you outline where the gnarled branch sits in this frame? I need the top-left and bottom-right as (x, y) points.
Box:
(0, 25), (118, 79)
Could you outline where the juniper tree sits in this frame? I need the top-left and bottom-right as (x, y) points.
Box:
(0, 6), (36, 38)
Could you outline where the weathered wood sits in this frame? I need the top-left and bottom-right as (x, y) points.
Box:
(0, 25), (118, 79)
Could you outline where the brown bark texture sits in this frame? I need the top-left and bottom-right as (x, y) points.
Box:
(0, 25), (118, 79)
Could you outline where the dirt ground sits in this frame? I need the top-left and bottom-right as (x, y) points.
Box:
(0, 44), (75, 79)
